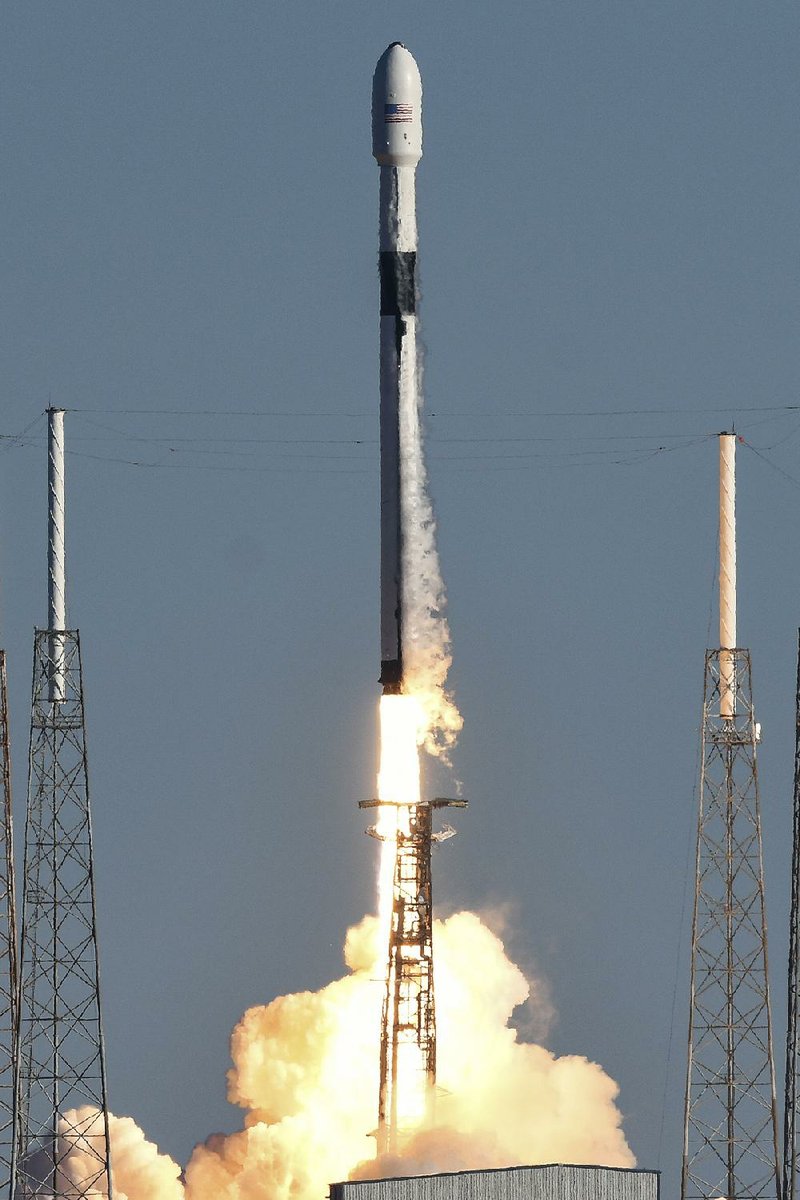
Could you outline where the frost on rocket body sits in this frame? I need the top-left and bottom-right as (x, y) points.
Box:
(84, 911), (632, 1200)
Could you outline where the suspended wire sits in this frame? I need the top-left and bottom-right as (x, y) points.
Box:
(7, 404), (729, 454)
(429, 405), (800, 419)
(58, 402), (800, 419)
(62, 447), (372, 475)
(0, 412), (46, 454)
(431, 439), (709, 462)
(5, 432), (723, 446)
(64, 407), (372, 418)
(740, 438), (800, 494)
(5, 412), (800, 482)
(52, 438), (712, 474)
(4, 410), (766, 448)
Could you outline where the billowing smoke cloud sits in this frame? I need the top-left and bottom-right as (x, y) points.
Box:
(77, 911), (632, 1200)
(31, 1107), (185, 1200)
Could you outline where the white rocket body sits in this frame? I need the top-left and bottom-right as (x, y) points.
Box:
(373, 43), (422, 693)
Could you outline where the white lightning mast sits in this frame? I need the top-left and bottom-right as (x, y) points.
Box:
(681, 432), (780, 1200)
(47, 407), (66, 701)
(14, 405), (115, 1198)
(719, 433), (737, 719)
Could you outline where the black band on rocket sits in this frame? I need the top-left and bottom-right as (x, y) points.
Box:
(380, 252), (416, 316)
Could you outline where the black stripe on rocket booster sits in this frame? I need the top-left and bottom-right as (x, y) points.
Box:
(380, 252), (416, 315)
(380, 252), (416, 354)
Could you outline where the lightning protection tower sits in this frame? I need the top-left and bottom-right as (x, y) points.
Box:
(681, 433), (780, 1200)
(0, 649), (18, 1193)
(782, 632), (800, 1200)
(360, 796), (466, 1155)
(13, 408), (114, 1199)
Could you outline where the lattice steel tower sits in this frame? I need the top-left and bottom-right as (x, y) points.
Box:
(0, 650), (18, 1192)
(682, 433), (780, 1200)
(360, 795), (465, 1154)
(782, 632), (800, 1200)
(13, 408), (114, 1198)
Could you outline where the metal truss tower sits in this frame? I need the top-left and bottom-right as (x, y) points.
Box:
(782, 632), (800, 1200)
(360, 796), (465, 1155)
(13, 409), (114, 1199)
(682, 434), (780, 1200)
(0, 651), (18, 1191)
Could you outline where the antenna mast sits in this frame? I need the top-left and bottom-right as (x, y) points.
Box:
(681, 433), (780, 1200)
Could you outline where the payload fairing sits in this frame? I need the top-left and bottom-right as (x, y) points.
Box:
(372, 43), (422, 694)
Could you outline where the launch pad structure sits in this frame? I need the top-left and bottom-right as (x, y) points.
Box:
(681, 434), (780, 1200)
(360, 796), (466, 1154)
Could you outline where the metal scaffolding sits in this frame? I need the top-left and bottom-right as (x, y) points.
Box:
(681, 648), (780, 1200)
(0, 651), (18, 1193)
(13, 631), (113, 1198)
(360, 796), (465, 1155)
(783, 632), (800, 1200)
(382, 803), (435, 1146)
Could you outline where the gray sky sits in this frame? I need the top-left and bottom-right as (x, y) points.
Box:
(1, 2), (798, 1196)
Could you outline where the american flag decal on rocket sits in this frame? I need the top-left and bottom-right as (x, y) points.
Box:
(385, 103), (412, 123)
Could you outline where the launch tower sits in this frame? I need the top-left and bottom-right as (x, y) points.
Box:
(13, 409), (114, 1198)
(360, 796), (465, 1153)
(681, 433), (780, 1200)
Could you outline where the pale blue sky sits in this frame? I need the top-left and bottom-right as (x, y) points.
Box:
(1, 3), (798, 1196)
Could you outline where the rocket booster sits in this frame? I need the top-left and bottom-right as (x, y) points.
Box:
(373, 43), (422, 694)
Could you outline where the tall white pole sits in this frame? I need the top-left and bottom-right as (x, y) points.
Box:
(719, 433), (736, 719)
(48, 408), (66, 701)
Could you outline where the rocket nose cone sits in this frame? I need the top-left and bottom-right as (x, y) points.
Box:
(372, 43), (422, 166)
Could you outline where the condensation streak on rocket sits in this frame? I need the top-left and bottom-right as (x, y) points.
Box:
(374, 43), (422, 695)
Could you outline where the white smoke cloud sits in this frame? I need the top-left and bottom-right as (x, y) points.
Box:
(26, 1107), (185, 1200)
(69, 911), (632, 1200)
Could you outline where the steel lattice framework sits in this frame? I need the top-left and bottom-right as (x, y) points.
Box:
(682, 648), (780, 1200)
(0, 651), (18, 1193)
(13, 630), (113, 1199)
(379, 802), (435, 1150)
(360, 796), (464, 1154)
(783, 633), (800, 1200)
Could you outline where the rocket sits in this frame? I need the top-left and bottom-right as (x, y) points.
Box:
(372, 43), (423, 694)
